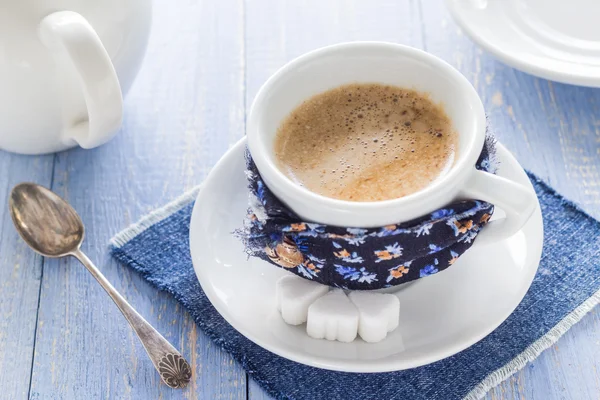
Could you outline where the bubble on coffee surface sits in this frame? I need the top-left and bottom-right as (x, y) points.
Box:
(274, 83), (457, 202)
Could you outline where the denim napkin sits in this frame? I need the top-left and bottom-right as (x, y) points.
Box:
(110, 174), (600, 400)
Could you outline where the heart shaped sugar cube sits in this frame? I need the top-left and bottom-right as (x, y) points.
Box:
(306, 289), (359, 343)
(276, 275), (329, 325)
(348, 291), (400, 343)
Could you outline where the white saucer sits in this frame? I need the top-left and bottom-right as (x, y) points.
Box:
(446, 0), (600, 87)
(189, 138), (543, 372)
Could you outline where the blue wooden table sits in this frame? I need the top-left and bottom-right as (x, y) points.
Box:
(1, 0), (599, 398)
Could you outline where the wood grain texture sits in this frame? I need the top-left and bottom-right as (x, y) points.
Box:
(0, 154), (54, 400)
(0, 0), (599, 399)
(26, 0), (246, 399)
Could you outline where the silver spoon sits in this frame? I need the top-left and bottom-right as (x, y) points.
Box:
(9, 183), (192, 389)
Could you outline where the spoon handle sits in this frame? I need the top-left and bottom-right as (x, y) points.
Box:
(72, 249), (192, 388)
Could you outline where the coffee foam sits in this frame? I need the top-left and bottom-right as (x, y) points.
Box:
(274, 83), (457, 202)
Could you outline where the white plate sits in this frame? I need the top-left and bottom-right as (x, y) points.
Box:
(446, 0), (600, 87)
(189, 138), (543, 372)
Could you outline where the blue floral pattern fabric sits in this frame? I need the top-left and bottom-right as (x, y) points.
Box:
(238, 135), (498, 290)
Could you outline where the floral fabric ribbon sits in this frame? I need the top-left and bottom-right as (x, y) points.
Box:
(238, 135), (497, 290)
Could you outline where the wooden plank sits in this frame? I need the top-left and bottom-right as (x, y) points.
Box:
(245, 0), (423, 103)
(27, 0), (247, 398)
(0, 153), (54, 400)
(420, 1), (600, 399)
(248, 380), (273, 400)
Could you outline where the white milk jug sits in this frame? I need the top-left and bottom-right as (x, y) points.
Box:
(0, 1), (152, 154)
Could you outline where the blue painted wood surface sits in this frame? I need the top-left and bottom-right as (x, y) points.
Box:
(0, 0), (599, 398)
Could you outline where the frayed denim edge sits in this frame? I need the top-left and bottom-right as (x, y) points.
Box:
(464, 287), (600, 400)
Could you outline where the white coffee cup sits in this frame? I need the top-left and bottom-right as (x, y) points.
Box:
(247, 42), (536, 245)
(0, 1), (152, 155)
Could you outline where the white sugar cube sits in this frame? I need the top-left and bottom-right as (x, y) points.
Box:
(306, 289), (359, 343)
(348, 291), (400, 343)
(276, 275), (329, 325)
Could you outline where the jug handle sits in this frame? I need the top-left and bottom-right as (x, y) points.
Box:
(38, 11), (123, 149)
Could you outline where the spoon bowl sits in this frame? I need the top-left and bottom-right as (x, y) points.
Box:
(9, 183), (84, 257)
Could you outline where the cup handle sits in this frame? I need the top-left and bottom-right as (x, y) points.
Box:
(459, 169), (537, 246)
(39, 11), (123, 149)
